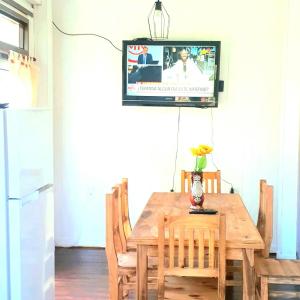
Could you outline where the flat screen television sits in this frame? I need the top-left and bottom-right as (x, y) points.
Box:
(122, 40), (221, 108)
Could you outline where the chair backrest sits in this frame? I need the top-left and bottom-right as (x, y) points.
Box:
(106, 186), (125, 264)
(158, 214), (226, 299)
(121, 178), (132, 240)
(181, 170), (192, 193)
(257, 179), (273, 258)
(181, 170), (221, 193)
(115, 179), (132, 251)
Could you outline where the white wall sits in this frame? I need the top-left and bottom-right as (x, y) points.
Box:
(52, 0), (299, 256)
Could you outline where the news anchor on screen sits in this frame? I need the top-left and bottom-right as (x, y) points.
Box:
(138, 46), (153, 64)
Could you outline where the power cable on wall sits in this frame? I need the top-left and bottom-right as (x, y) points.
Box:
(169, 108), (234, 193)
(170, 107), (181, 192)
(209, 108), (218, 169)
(210, 108), (234, 193)
(52, 21), (122, 52)
(52, 21), (233, 193)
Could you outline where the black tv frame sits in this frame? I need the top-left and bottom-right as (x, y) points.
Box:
(122, 40), (221, 108)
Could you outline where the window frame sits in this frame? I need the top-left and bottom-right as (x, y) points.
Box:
(0, 1), (30, 56)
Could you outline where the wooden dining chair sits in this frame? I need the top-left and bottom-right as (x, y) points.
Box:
(254, 180), (300, 299)
(157, 213), (226, 299)
(106, 186), (156, 300)
(256, 179), (273, 258)
(227, 179), (274, 288)
(117, 178), (133, 251)
(181, 170), (221, 193)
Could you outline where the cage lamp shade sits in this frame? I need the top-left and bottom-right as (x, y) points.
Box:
(148, 0), (170, 40)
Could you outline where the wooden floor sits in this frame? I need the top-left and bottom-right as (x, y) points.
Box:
(55, 247), (299, 300)
(55, 247), (109, 299)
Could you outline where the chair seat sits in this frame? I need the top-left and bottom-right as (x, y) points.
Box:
(255, 255), (300, 278)
(163, 277), (218, 300)
(117, 252), (157, 269)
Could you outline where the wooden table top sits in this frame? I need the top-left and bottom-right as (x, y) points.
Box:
(128, 192), (264, 250)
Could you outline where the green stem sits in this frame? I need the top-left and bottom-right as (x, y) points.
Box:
(195, 155), (207, 172)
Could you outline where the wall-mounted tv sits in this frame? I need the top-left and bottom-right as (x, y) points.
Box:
(122, 40), (221, 108)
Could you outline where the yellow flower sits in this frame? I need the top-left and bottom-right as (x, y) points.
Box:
(190, 144), (213, 156)
(191, 147), (199, 156)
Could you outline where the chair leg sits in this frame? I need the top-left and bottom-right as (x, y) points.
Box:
(118, 278), (124, 300)
(122, 275), (129, 299)
(219, 260), (226, 299)
(157, 281), (165, 300)
(108, 270), (119, 300)
(255, 274), (260, 300)
(255, 287), (260, 300)
(260, 276), (268, 300)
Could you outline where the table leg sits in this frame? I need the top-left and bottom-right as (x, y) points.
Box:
(137, 244), (148, 300)
(242, 249), (255, 300)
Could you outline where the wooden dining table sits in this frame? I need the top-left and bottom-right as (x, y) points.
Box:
(127, 192), (265, 300)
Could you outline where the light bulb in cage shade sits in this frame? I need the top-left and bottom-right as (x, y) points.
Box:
(148, 0), (170, 40)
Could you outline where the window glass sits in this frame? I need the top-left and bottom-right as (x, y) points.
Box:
(0, 3), (32, 105)
(0, 55), (10, 102)
(0, 12), (20, 47)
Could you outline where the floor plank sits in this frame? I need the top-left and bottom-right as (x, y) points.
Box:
(55, 247), (109, 299)
(55, 247), (243, 299)
(55, 247), (300, 300)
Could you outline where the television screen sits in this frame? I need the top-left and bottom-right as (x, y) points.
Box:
(122, 40), (221, 108)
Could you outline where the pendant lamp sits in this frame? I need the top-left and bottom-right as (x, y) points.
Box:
(148, 0), (170, 40)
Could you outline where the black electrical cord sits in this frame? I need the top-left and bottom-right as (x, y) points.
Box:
(170, 107), (181, 192)
(210, 108), (234, 193)
(52, 21), (122, 52)
(210, 108), (219, 171)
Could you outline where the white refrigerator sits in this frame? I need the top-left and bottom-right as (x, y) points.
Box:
(0, 108), (54, 300)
